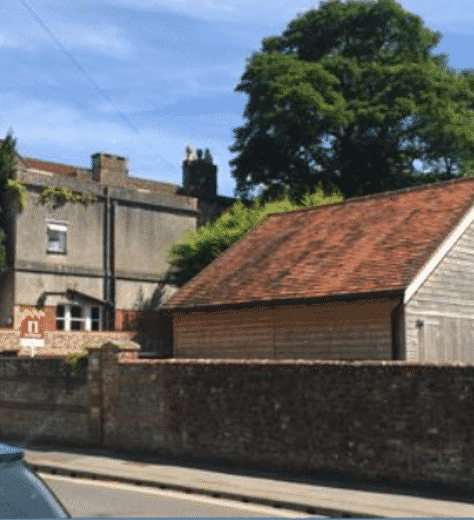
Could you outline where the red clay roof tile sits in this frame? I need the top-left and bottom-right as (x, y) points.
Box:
(22, 157), (79, 177)
(164, 177), (474, 309)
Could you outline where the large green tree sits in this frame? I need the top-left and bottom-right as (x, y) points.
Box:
(165, 184), (343, 287)
(229, 0), (474, 199)
(0, 132), (18, 271)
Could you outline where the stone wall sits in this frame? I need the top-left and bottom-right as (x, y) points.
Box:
(0, 356), (89, 445)
(108, 358), (474, 487)
(2, 343), (474, 489)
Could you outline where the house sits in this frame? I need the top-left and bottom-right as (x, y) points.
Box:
(0, 146), (236, 356)
(162, 177), (474, 361)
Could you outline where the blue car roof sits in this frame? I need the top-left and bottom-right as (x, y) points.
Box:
(0, 442), (23, 463)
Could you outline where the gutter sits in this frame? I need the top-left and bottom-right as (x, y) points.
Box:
(162, 289), (406, 315)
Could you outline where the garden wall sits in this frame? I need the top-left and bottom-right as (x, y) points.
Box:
(0, 356), (89, 445)
(2, 343), (474, 489)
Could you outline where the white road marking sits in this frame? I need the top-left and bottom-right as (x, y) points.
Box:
(40, 473), (320, 518)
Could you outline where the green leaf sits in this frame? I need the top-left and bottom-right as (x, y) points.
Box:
(229, 0), (474, 199)
(165, 184), (343, 287)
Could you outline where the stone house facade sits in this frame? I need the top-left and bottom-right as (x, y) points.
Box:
(163, 177), (474, 361)
(0, 147), (236, 356)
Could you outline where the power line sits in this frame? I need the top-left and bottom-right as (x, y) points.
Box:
(17, 0), (176, 171)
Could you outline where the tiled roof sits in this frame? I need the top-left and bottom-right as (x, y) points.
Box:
(163, 177), (474, 310)
(21, 157), (80, 177)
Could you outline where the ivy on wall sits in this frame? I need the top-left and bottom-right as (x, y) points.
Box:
(39, 186), (96, 207)
(6, 179), (29, 211)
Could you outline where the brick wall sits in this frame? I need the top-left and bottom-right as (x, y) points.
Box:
(0, 329), (20, 352)
(3, 343), (474, 489)
(0, 330), (139, 356)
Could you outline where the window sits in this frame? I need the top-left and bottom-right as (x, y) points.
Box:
(55, 304), (101, 331)
(27, 321), (39, 334)
(91, 307), (100, 331)
(56, 304), (65, 330)
(47, 223), (67, 254)
(70, 305), (84, 331)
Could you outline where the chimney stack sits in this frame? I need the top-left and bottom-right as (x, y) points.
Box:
(91, 153), (128, 185)
(182, 148), (217, 200)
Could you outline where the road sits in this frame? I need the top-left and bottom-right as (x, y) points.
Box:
(41, 473), (325, 518)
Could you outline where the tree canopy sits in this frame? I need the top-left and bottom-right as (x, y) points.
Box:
(229, 0), (474, 200)
(0, 132), (18, 271)
(164, 184), (343, 288)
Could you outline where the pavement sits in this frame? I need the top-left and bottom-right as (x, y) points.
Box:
(8, 441), (474, 518)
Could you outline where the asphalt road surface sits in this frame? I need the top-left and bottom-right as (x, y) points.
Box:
(41, 473), (325, 518)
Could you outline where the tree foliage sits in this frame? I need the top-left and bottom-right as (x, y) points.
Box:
(165, 184), (343, 287)
(0, 133), (29, 212)
(0, 132), (19, 271)
(229, 0), (474, 199)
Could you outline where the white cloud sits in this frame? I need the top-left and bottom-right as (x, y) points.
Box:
(70, 25), (135, 58)
(99, 0), (317, 27)
(0, 7), (135, 59)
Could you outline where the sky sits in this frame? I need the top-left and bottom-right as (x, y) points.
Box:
(1, 0), (474, 199)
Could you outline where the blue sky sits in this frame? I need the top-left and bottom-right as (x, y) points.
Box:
(1, 0), (474, 198)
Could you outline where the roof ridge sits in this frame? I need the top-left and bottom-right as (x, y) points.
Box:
(266, 176), (474, 219)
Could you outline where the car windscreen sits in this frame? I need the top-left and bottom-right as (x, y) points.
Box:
(0, 459), (70, 518)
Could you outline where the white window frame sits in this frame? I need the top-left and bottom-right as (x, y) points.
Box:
(46, 222), (68, 254)
(27, 321), (39, 334)
(56, 304), (102, 331)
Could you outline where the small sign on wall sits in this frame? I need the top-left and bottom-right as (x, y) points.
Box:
(17, 308), (46, 356)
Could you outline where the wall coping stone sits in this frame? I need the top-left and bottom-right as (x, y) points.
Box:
(117, 357), (474, 367)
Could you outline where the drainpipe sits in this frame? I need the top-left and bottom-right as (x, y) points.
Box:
(103, 188), (115, 330)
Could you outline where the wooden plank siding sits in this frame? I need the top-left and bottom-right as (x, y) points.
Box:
(173, 299), (394, 359)
(405, 219), (474, 361)
(174, 306), (275, 358)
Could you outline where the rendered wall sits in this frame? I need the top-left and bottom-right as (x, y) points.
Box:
(15, 191), (104, 271)
(15, 272), (103, 307)
(114, 203), (195, 279)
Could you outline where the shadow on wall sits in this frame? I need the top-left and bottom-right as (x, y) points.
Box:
(125, 282), (175, 357)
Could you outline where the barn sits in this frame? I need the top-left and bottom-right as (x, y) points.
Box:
(162, 177), (474, 361)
